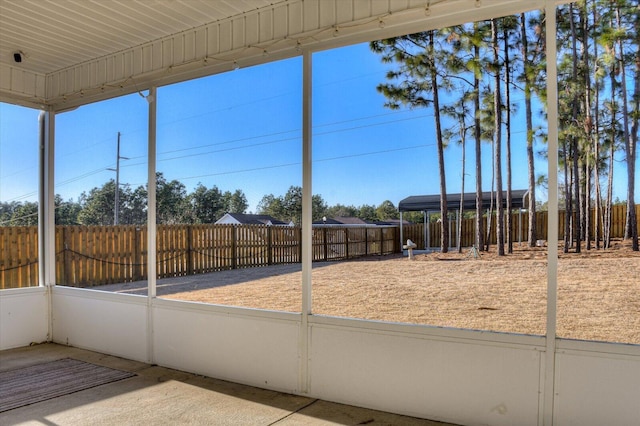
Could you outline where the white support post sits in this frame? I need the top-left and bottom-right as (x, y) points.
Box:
(38, 112), (46, 288)
(300, 51), (313, 394)
(147, 87), (157, 364)
(543, 2), (559, 425)
(44, 110), (56, 288)
(38, 109), (55, 341)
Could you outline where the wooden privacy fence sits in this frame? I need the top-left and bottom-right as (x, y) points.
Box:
(312, 226), (398, 261)
(403, 210), (547, 249)
(0, 226), (39, 290)
(1, 223), (398, 289)
(1, 205), (637, 288)
(403, 203), (640, 250)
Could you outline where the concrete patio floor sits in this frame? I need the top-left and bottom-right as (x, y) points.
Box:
(0, 343), (458, 426)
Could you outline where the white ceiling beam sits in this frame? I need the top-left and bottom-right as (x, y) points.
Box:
(0, 0), (573, 110)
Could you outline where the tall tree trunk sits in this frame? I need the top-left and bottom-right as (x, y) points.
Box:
(474, 22), (484, 252)
(616, 4), (639, 250)
(486, 137), (495, 252)
(520, 13), (537, 248)
(582, 2), (592, 250)
(429, 31), (449, 253)
(504, 24), (513, 254)
(605, 137), (614, 249)
(458, 134), (466, 253)
(561, 7), (572, 253)
(563, 139), (571, 253)
(570, 3), (582, 253)
(628, 3), (640, 251)
(492, 19), (505, 256)
(604, 62), (617, 249)
(592, 1), (602, 250)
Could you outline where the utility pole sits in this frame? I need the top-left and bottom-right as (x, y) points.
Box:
(107, 132), (128, 225)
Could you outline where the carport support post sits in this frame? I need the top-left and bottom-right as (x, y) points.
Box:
(399, 212), (404, 254)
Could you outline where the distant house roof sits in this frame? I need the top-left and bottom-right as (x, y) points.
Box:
(376, 218), (412, 226)
(333, 216), (369, 225)
(312, 216), (370, 226)
(398, 190), (529, 212)
(215, 213), (292, 226)
(314, 217), (343, 225)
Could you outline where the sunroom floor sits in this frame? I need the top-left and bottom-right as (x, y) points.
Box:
(0, 343), (457, 426)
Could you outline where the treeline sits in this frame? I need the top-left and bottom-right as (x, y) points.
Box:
(256, 186), (402, 225)
(0, 173), (248, 226)
(0, 174), (404, 226)
(371, 1), (638, 253)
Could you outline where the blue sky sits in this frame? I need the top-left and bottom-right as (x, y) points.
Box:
(1, 42), (637, 213)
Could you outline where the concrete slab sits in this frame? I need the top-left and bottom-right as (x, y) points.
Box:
(0, 343), (458, 425)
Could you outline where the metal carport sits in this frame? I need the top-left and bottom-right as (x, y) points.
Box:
(398, 190), (529, 250)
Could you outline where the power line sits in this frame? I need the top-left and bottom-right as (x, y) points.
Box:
(122, 109), (418, 162)
(2, 95), (529, 202)
(122, 112), (432, 167)
(131, 141), (437, 185)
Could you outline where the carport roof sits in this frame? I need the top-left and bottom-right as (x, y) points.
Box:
(398, 190), (529, 212)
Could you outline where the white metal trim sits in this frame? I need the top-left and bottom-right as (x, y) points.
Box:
(152, 296), (301, 323)
(309, 314), (546, 349)
(51, 285), (148, 305)
(0, 64), (46, 108)
(556, 339), (640, 358)
(0, 286), (48, 297)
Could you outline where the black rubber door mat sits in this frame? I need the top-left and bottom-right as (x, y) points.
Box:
(0, 357), (135, 412)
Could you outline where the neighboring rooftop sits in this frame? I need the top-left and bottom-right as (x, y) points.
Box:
(216, 213), (293, 226)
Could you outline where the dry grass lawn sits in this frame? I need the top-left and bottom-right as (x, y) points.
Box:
(101, 239), (640, 345)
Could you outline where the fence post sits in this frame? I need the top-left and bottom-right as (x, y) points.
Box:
(63, 226), (71, 286)
(267, 226), (273, 265)
(345, 228), (349, 259)
(365, 228), (368, 255)
(394, 227), (399, 253)
(323, 227), (328, 261)
(187, 225), (193, 276)
(379, 228), (383, 256)
(231, 225), (237, 270)
(133, 227), (142, 281)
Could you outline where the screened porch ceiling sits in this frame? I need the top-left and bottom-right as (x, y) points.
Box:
(0, 0), (565, 111)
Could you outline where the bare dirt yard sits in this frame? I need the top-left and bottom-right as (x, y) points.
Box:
(100, 239), (640, 345)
